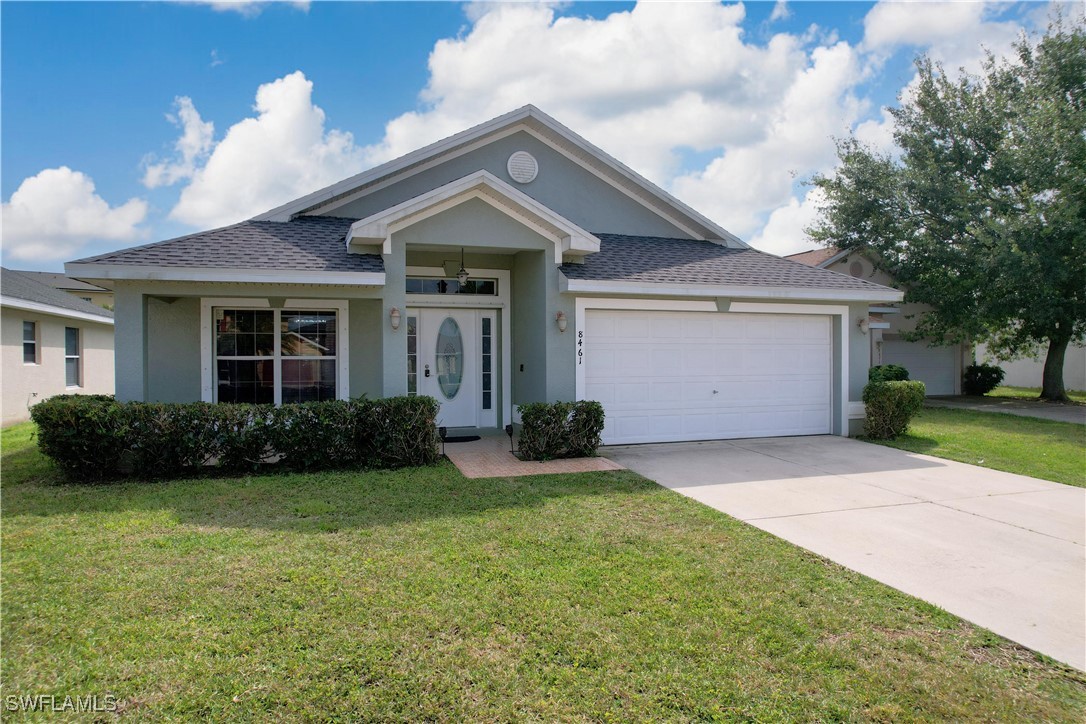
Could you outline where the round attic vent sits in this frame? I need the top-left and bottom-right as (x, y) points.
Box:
(507, 151), (538, 184)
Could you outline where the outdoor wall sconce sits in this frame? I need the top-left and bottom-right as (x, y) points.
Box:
(556, 311), (568, 333)
(389, 307), (401, 331)
(857, 317), (870, 335)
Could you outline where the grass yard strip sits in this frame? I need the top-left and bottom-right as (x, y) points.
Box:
(3, 423), (1084, 721)
(989, 386), (1086, 404)
(870, 406), (1086, 488)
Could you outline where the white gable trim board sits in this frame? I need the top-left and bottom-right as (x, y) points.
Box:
(575, 298), (851, 444)
(347, 171), (600, 259)
(256, 106), (739, 245)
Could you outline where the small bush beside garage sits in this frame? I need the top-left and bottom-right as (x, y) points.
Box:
(517, 401), (606, 460)
(862, 380), (926, 440)
(30, 395), (441, 482)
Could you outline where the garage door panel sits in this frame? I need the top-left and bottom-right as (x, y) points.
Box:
(882, 340), (956, 396)
(586, 310), (832, 444)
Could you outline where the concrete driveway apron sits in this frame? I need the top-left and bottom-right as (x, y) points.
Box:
(605, 436), (1086, 671)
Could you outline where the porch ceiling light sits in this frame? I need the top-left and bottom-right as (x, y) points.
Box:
(456, 247), (470, 286)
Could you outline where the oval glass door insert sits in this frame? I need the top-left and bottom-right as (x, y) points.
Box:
(435, 317), (464, 399)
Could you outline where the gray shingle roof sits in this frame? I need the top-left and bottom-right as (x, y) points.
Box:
(1, 268), (114, 319)
(561, 233), (896, 292)
(71, 216), (383, 273)
(11, 270), (110, 292)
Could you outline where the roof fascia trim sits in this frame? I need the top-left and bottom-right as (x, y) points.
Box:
(560, 277), (905, 303)
(63, 263), (386, 287)
(0, 296), (115, 325)
(346, 170), (600, 259)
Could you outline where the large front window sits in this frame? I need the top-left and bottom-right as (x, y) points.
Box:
(215, 308), (337, 404)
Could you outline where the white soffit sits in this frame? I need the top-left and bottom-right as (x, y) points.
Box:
(345, 170), (600, 259)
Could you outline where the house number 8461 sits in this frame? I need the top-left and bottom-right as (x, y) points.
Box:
(577, 331), (583, 364)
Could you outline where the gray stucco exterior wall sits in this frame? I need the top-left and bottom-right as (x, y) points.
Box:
(147, 297), (201, 403)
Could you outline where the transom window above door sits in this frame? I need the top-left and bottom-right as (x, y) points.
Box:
(405, 277), (497, 296)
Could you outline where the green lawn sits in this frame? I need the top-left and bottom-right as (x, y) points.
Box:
(3, 424), (1084, 720)
(989, 385), (1086, 404)
(870, 407), (1086, 488)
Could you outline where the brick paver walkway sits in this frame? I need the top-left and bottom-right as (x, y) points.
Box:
(444, 434), (625, 479)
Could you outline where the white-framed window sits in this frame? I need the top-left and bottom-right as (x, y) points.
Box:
(406, 314), (418, 396)
(65, 327), (81, 387)
(22, 321), (38, 364)
(212, 306), (341, 404)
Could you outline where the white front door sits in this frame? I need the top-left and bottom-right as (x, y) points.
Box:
(411, 308), (498, 428)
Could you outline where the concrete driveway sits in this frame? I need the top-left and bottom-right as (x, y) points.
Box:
(605, 436), (1086, 670)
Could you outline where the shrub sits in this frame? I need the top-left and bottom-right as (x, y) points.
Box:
(517, 401), (606, 461)
(126, 402), (218, 478)
(963, 363), (1005, 396)
(268, 400), (358, 472)
(30, 395), (441, 482)
(869, 364), (910, 382)
(362, 395), (441, 469)
(30, 395), (127, 482)
(862, 380), (926, 440)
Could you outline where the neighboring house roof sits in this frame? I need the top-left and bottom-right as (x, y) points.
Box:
(785, 247), (849, 269)
(68, 216), (384, 285)
(561, 234), (892, 294)
(11, 270), (110, 293)
(255, 105), (745, 247)
(1, 267), (114, 323)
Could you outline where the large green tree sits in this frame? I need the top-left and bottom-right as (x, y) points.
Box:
(809, 19), (1085, 401)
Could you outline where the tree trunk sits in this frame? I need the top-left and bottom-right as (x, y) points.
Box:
(1040, 334), (1070, 402)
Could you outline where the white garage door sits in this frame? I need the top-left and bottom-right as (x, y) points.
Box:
(882, 339), (957, 396)
(585, 310), (833, 445)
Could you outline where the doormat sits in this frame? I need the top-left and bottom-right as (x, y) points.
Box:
(444, 435), (481, 443)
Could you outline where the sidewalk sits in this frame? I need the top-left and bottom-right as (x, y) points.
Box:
(925, 396), (1085, 424)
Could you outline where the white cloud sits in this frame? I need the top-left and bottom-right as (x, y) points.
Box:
(672, 41), (865, 239)
(862, 0), (1023, 74)
(186, 1), (309, 18)
(142, 97), (215, 189)
(1, 167), (148, 262)
(167, 71), (365, 228)
(363, 2), (808, 184)
(748, 187), (826, 256)
(769, 1), (791, 23)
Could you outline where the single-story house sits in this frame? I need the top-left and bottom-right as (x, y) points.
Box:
(10, 270), (114, 309)
(1, 267), (115, 426)
(66, 106), (902, 445)
(786, 247), (971, 396)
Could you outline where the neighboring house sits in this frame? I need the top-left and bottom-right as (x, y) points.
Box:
(10, 270), (113, 309)
(1, 268), (115, 426)
(975, 341), (1086, 391)
(786, 247), (971, 396)
(66, 106), (901, 445)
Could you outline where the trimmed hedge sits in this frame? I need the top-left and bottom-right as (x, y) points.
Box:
(869, 364), (910, 382)
(862, 380), (926, 440)
(30, 395), (441, 482)
(517, 401), (605, 461)
(963, 363), (1005, 396)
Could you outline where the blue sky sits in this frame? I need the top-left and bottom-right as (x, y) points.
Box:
(1, 1), (1063, 270)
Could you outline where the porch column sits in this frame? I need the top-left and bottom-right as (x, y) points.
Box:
(380, 238), (408, 396)
(113, 284), (148, 401)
